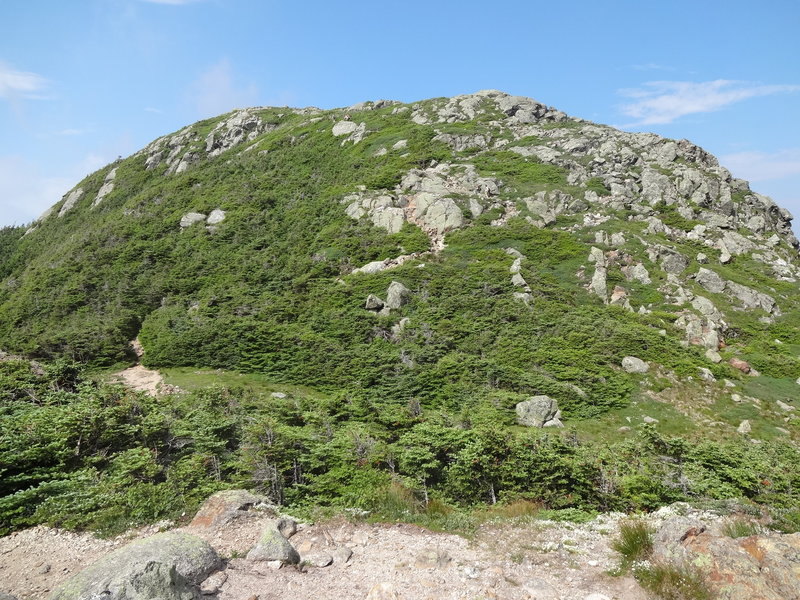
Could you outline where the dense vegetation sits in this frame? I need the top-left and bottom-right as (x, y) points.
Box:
(0, 94), (798, 536)
(1, 359), (798, 536)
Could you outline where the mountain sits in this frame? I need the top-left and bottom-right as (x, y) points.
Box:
(0, 91), (798, 535)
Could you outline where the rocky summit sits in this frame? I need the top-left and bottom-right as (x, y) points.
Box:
(0, 90), (799, 597)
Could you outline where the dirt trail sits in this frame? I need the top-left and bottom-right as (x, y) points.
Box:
(111, 364), (167, 395)
(0, 514), (646, 600)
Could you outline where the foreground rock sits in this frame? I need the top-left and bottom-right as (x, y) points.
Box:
(50, 532), (220, 600)
(246, 519), (300, 565)
(652, 513), (800, 600)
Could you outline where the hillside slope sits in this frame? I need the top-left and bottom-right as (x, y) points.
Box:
(0, 91), (798, 532)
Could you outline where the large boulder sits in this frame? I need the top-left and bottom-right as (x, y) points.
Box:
(50, 532), (221, 600)
(652, 516), (800, 600)
(385, 281), (411, 309)
(515, 395), (563, 428)
(189, 489), (270, 529)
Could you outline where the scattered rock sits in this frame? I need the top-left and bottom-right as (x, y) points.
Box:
(776, 400), (795, 412)
(180, 212), (206, 228)
(332, 546), (354, 565)
(698, 367), (716, 382)
(737, 420), (752, 434)
(705, 349), (722, 363)
(199, 570), (227, 595)
(621, 356), (649, 374)
(365, 295), (385, 310)
(206, 208), (226, 225)
(729, 357), (751, 374)
(246, 521), (300, 565)
(303, 552), (333, 568)
(365, 582), (398, 600)
(385, 281), (411, 310)
(515, 395), (563, 428)
(643, 416), (659, 424)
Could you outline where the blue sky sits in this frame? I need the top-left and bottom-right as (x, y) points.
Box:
(1, 0), (799, 229)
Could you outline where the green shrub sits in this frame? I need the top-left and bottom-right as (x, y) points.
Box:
(634, 561), (711, 600)
(612, 519), (654, 568)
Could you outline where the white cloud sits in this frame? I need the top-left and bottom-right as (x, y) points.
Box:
(0, 153), (110, 227)
(720, 148), (800, 182)
(189, 59), (259, 118)
(0, 61), (48, 100)
(631, 63), (675, 72)
(618, 80), (800, 126)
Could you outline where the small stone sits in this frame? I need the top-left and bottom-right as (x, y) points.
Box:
(698, 367), (716, 382)
(200, 571), (227, 595)
(776, 400), (795, 412)
(587, 560), (599, 567)
(332, 546), (353, 565)
(276, 517), (297, 538)
(729, 357), (751, 374)
(304, 551), (333, 568)
(705, 349), (722, 363)
(584, 594), (611, 600)
(37, 563), (51, 574)
(731, 394), (743, 403)
(737, 420), (752, 435)
(643, 416), (659, 424)
(365, 294), (385, 310)
(366, 582), (398, 600)
(271, 392), (287, 399)
(618, 426), (631, 432)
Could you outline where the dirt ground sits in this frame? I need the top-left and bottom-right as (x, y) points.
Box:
(0, 510), (647, 600)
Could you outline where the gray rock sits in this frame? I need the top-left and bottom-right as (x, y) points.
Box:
(180, 212), (206, 228)
(206, 209), (226, 225)
(247, 521), (300, 565)
(629, 263), (651, 284)
(776, 400), (794, 412)
(57, 188), (85, 217)
(705, 349), (722, 363)
(91, 168), (117, 208)
(331, 121), (358, 137)
(332, 546), (353, 565)
(622, 356), (649, 374)
(516, 395), (563, 428)
(365, 295), (385, 310)
(737, 420), (751, 434)
(50, 532), (220, 600)
(353, 260), (389, 275)
(698, 367), (716, 382)
(696, 268), (726, 294)
(643, 416), (659, 424)
(276, 517), (298, 538)
(304, 552), (333, 568)
(385, 281), (411, 309)
(660, 251), (688, 274)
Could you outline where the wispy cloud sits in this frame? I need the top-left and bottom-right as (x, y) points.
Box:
(0, 61), (48, 100)
(631, 63), (676, 72)
(720, 148), (800, 182)
(618, 80), (800, 126)
(189, 59), (259, 118)
(0, 152), (113, 226)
